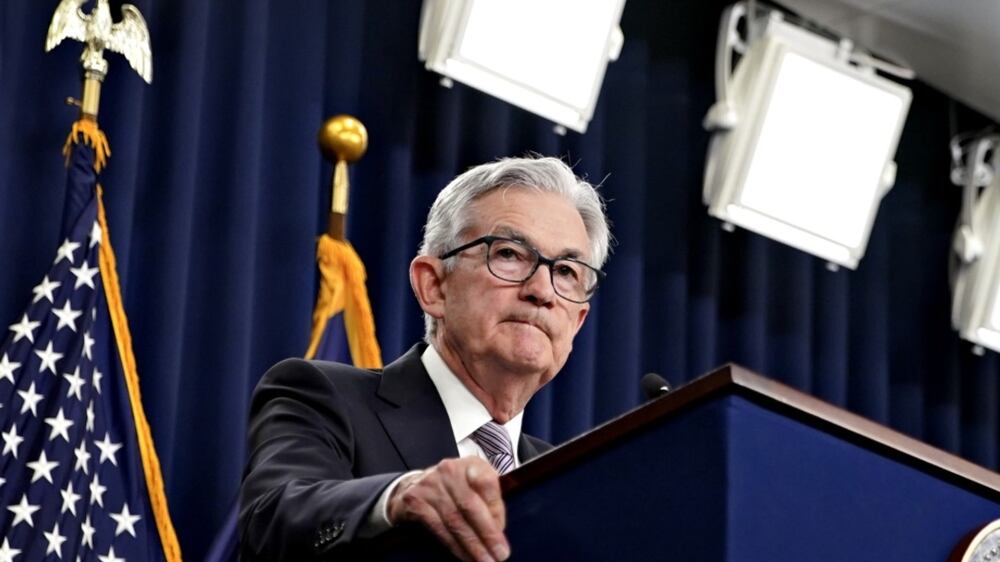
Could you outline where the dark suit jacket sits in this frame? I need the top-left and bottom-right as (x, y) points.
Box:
(238, 343), (552, 561)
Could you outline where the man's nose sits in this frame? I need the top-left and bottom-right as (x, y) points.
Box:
(519, 264), (555, 306)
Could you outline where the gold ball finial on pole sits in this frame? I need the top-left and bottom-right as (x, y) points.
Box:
(318, 115), (368, 163)
(317, 115), (368, 240)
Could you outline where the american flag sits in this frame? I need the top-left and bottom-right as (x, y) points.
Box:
(0, 133), (180, 561)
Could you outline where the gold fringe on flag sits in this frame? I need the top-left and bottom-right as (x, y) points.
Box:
(305, 234), (383, 368)
(64, 122), (182, 561)
(97, 188), (182, 562)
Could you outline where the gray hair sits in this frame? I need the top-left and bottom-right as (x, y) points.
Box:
(417, 156), (611, 341)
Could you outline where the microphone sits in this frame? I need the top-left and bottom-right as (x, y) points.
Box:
(641, 372), (672, 401)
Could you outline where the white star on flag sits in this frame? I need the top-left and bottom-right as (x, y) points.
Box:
(8, 314), (40, 343)
(89, 473), (107, 507)
(7, 493), (40, 528)
(70, 263), (99, 290)
(74, 441), (91, 474)
(52, 300), (83, 332)
(32, 275), (61, 304)
(96, 432), (122, 466)
(44, 408), (74, 443)
(82, 331), (95, 359)
(17, 381), (43, 416)
(89, 220), (102, 248)
(0, 538), (20, 562)
(110, 502), (142, 537)
(53, 239), (81, 265)
(98, 546), (124, 562)
(81, 515), (96, 549)
(63, 367), (86, 400)
(34, 341), (64, 374)
(93, 367), (103, 394)
(0, 354), (19, 384)
(44, 522), (67, 558)
(1, 424), (22, 459)
(26, 450), (59, 484)
(85, 401), (95, 432)
(60, 481), (82, 516)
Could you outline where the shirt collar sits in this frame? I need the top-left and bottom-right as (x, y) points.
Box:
(421, 344), (523, 449)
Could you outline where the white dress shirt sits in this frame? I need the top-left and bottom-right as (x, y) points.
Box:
(362, 345), (523, 535)
(422, 344), (523, 466)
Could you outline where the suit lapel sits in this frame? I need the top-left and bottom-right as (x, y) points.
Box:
(517, 434), (543, 463)
(375, 344), (460, 470)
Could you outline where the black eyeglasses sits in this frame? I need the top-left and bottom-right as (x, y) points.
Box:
(439, 236), (605, 303)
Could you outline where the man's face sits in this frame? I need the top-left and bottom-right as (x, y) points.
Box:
(436, 187), (592, 389)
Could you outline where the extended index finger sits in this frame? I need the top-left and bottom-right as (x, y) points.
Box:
(465, 461), (505, 530)
(441, 459), (509, 561)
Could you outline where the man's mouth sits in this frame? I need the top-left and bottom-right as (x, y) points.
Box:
(506, 318), (547, 334)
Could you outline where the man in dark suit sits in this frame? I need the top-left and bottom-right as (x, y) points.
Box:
(239, 156), (610, 562)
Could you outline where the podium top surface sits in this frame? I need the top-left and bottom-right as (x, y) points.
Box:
(505, 363), (1000, 502)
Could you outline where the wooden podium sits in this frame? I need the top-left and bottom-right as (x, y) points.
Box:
(373, 364), (1000, 561)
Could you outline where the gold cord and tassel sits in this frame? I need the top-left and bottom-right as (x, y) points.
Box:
(62, 119), (111, 172)
(305, 235), (383, 367)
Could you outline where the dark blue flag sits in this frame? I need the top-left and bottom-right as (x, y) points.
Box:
(0, 124), (180, 561)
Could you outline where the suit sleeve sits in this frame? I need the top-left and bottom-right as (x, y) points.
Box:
(239, 358), (402, 561)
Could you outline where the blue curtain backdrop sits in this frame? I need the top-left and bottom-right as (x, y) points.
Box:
(1, 0), (997, 559)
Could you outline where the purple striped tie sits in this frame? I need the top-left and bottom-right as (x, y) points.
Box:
(472, 421), (515, 475)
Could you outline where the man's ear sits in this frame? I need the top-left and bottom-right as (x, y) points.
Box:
(409, 255), (447, 320)
(573, 303), (590, 335)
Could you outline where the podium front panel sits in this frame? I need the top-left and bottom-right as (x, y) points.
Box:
(727, 395), (999, 561)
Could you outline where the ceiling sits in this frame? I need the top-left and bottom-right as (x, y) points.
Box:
(774, 0), (1000, 123)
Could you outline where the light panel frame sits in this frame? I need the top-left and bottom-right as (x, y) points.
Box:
(418, 0), (625, 133)
(952, 169), (1000, 354)
(703, 10), (912, 269)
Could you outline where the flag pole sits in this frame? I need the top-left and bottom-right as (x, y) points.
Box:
(305, 115), (382, 366)
(317, 115), (368, 240)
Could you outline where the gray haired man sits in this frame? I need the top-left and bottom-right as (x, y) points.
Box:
(240, 156), (611, 562)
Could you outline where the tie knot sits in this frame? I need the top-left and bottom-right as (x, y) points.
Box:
(471, 421), (515, 474)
